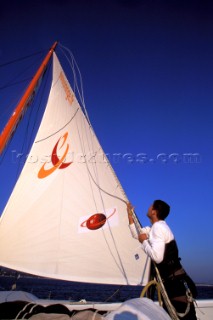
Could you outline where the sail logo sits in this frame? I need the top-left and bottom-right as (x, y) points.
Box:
(78, 207), (118, 233)
(38, 132), (72, 179)
(59, 72), (74, 105)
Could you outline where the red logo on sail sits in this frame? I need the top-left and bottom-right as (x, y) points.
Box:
(78, 208), (118, 233)
(38, 132), (72, 179)
(80, 209), (116, 230)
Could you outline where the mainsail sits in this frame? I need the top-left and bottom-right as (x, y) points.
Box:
(0, 49), (150, 285)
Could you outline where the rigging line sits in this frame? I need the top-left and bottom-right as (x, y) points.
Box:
(85, 127), (126, 203)
(76, 100), (126, 205)
(0, 82), (33, 164)
(61, 47), (82, 101)
(58, 44), (84, 103)
(75, 119), (98, 212)
(58, 46), (140, 280)
(0, 54), (52, 168)
(57, 46), (79, 95)
(69, 51), (114, 211)
(0, 50), (44, 68)
(55, 169), (66, 276)
(58, 46), (127, 208)
(0, 53), (44, 94)
(80, 113), (114, 203)
(69, 51), (129, 202)
(13, 105), (33, 183)
(58, 44), (88, 120)
(83, 172), (129, 280)
(5, 69), (47, 185)
(139, 255), (150, 285)
(0, 53), (46, 133)
(104, 286), (122, 302)
(0, 83), (28, 123)
(74, 106), (128, 279)
(80, 118), (103, 206)
(58, 45), (104, 207)
(0, 77), (32, 90)
(23, 58), (53, 155)
(82, 127), (127, 204)
(54, 48), (143, 234)
(82, 134), (139, 268)
(0, 79), (31, 123)
(77, 114), (130, 281)
(0, 87), (50, 186)
(59, 45), (128, 204)
(72, 69), (143, 231)
(60, 44), (141, 215)
(35, 108), (79, 143)
(58, 45), (113, 197)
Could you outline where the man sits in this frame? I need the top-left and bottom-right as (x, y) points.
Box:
(127, 200), (197, 320)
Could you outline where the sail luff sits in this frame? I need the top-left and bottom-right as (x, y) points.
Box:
(0, 41), (58, 155)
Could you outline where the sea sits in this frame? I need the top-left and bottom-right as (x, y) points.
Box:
(0, 272), (213, 303)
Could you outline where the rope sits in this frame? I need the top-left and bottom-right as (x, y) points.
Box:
(175, 280), (194, 318)
(0, 50), (44, 68)
(57, 44), (133, 282)
(154, 263), (180, 319)
(140, 279), (162, 306)
(140, 274), (192, 319)
(104, 287), (122, 302)
(153, 263), (194, 319)
(0, 77), (32, 90)
(131, 208), (192, 319)
(15, 302), (34, 319)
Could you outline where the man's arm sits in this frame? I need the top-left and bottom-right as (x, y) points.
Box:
(139, 224), (166, 263)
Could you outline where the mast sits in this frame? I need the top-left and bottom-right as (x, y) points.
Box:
(0, 41), (58, 155)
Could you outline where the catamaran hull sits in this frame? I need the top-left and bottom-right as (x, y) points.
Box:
(0, 291), (212, 319)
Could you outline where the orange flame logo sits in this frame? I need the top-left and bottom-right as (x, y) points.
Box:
(38, 132), (72, 179)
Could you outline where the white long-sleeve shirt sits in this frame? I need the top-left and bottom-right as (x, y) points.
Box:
(129, 220), (174, 264)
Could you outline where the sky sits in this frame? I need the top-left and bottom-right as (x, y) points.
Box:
(0, 0), (213, 284)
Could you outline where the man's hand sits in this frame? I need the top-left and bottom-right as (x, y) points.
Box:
(126, 202), (134, 224)
(127, 202), (134, 215)
(138, 233), (148, 243)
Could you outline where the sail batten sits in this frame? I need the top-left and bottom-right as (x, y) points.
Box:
(0, 51), (150, 286)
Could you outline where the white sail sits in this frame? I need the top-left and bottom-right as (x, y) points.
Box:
(0, 53), (150, 285)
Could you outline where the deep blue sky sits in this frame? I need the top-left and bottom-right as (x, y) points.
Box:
(0, 0), (213, 283)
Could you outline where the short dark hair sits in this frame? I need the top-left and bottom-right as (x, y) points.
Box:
(152, 200), (170, 220)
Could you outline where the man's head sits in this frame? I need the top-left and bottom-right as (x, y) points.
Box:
(147, 200), (170, 222)
(153, 200), (170, 220)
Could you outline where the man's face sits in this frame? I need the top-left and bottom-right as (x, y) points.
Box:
(147, 204), (154, 219)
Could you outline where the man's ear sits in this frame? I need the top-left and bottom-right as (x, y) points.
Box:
(152, 209), (157, 217)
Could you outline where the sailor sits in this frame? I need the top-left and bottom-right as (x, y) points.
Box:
(127, 200), (198, 320)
